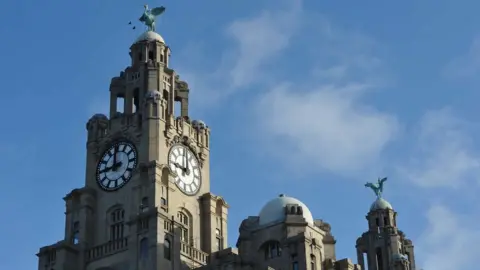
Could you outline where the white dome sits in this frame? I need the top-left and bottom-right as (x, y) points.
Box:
(370, 198), (393, 211)
(258, 194), (314, 225)
(135, 31), (165, 44)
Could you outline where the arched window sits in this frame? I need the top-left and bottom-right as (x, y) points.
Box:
(140, 197), (149, 212)
(263, 241), (281, 259)
(215, 229), (222, 251)
(177, 211), (190, 243)
(72, 221), (79, 244)
(140, 238), (148, 259)
(164, 239), (171, 260)
(310, 254), (316, 270)
(109, 207), (125, 241)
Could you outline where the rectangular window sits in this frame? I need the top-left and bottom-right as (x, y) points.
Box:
(216, 237), (222, 251)
(292, 261), (298, 270)
(72, 221), (80, 244)
(181, 228), (188, 242)
(110, 224), (124, 241)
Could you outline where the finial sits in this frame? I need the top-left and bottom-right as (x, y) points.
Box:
(364, 177), (388, 198)
(138, 3), (166, 32)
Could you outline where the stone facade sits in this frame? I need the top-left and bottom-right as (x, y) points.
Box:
(36, 31), (416, 270)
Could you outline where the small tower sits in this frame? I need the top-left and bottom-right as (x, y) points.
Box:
(355, 177), (417, 270)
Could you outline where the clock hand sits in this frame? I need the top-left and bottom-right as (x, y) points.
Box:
(184, 147), (191, 175)
(99, 166), (114, 174)
(113, 145), (118, 165)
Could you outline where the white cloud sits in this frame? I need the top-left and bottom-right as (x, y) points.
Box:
(252, 83), (399, 174)
(225, 2), (301, 90)
(398, 108), (480, 188)
(181, 0), (302, 107)
(444, 37), (480, 78)
(417, 204), (480, 270)
(240, 9), (398, 174)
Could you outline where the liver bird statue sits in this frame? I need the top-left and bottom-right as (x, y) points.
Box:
(365, 177), (388, 198)
(139, 4), (166, 32)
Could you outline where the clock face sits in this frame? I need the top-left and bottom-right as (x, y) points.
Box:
(96, 141), (138, 191)
(168, 145), (202, 195)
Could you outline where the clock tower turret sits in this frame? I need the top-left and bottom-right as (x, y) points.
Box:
(36, 5), (229, 270)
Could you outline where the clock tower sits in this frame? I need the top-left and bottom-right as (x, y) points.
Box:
(36, 16), (229, 270)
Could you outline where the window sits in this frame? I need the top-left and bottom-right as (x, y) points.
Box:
(178, 212), (188, 226)
(164, 239), (171, 260)
(376, 247), (384, 270)
(292, 261), (298, 270)
(177, 212), (190, 243)
(215, 229), (222, 251)
(72, 221), (79, 244)
(109, 208), (125, 241)
(181, 228), (188, 242)
(264, 241), (281, 259)
(384, 217), (389, 226)
(161, 197), (167, 206)
(140, 197), (149, 212)
(47, 249), (56, 263)
(140, 238), (148, 259)
(148, 51), (154, 60)
(310, 255), (316, 270)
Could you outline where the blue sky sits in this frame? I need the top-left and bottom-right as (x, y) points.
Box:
(1, 0), (480, 269)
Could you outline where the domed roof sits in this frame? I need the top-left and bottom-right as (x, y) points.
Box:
(135, 31), (165, 44)
(370, 197), (393, 211)
(258, 194), (314, 225)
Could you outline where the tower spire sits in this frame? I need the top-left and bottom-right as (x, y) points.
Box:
(356, 177), (417, 270)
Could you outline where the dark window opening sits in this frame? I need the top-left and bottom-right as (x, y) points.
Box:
(376, 247), (384, 270)
(216, 237), (221, 251)
(292, 261), (298, 270)
(384, 217), (389, 226)
(140, 238), (148, 259)
(215, 229), (222, 251)
(138, 53), (142, 61)
(160, 54), (164, 62)
(264, 241), (281, 259)
(47, 250), (56, 263)
(178, 212), (189, 226)
(163, 89), (169, 100)
(72, 221), (80, 244)
(148, 51), (154, 60)
(140, 197), (148, 212)
(164, 239), (171, 260)
(161, 197), (167, 206)
(153, 103), (158, 117)
(133, 88), (140, 113)
(110, 209), (125, 241)
(310, 255), (316, 270)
